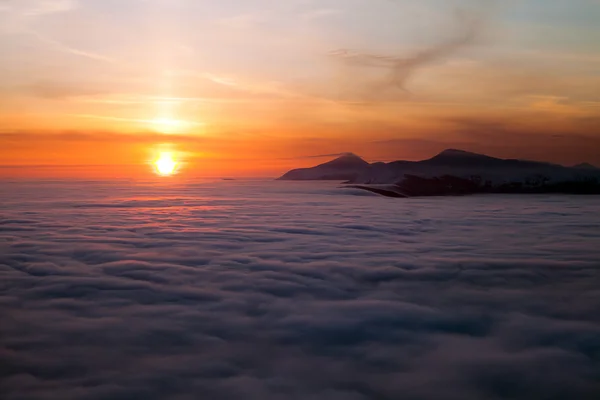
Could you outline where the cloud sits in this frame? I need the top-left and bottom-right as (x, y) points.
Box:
(0, 0), (76, 17)
(1, 180), (600, 399)
(329, 6), (488, 98)
(0, 130), (208, 144)
(300, 8), (343, 21)
(277, 152), (359, 161)
(0, 0), (77, 33)
(438, 117), (600, 163)
(2, 113), (600, 167)
(22, 81), (111, 99)
(27, 29), (121, 65)
(359, 113), (600, 165)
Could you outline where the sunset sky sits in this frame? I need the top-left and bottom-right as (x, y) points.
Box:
(1, 0), (599, 176)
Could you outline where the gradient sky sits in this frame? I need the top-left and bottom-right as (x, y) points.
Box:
(1, 0), (599, 176)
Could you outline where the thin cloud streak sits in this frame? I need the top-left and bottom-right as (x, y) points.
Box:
(329, 3), (494, 97)
(69, 113), (205, 128)
(27, 29), (121, 65)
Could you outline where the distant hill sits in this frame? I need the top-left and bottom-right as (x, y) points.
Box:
(278, 153), (369, 181)
(278, 149), (600, 196)
(573, 162), (597, 170)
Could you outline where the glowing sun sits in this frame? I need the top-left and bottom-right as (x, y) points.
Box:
(154, 152), (178, 176)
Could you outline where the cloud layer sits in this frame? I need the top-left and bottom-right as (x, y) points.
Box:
(1, 180), (600, 399)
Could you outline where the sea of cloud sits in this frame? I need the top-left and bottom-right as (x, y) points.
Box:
(1, 179), (599, 399)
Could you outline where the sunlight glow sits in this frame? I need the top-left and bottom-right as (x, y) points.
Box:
(154, 152), (178, 176)
(150, 117), (187, 134)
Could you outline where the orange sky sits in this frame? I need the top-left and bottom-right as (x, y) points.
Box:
(1, 0), (599, 177)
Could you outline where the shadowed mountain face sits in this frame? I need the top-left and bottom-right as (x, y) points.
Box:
(278, 149), (600, 196)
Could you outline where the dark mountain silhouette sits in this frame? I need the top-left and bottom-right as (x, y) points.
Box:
(421, 149), (557, 169)
(573, 162), (597, 169)
(425, 149), (506, 167)
(318, 153), (370, 169)
(278, 153), (369, 181)
(278, 149), (600, 196)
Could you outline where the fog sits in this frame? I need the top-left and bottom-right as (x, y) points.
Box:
(1, 180), (599, 399)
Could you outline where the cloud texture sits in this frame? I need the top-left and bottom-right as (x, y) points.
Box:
(1, 180), (600, 399)
(330, 8), (484, 95)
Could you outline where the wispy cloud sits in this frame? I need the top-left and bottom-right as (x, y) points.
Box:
(27, 29), (121, 65)
(176, 70), (321, 102)
(300, 8), (342, 21)
(0, 0), (76, 17)
(330, 9), (485, 96)
(0, 0), (77, 32)
(277, 152), (358, 161)
(69, 113), (205, 128)
(215, 12), (267, 30)
(20, 0), (76, 16)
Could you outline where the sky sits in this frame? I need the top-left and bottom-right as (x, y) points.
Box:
(0, 0), (599, 176)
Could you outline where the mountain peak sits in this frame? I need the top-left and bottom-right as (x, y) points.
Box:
(279, 148), (600, 184)
(277, 152), (369, 180)
(574, 162), (597, 169)
(425, 149), (505, 168)
(337, 152), (365, 160)
(436, 149), (490, 158)
(321, 153), (369, 169)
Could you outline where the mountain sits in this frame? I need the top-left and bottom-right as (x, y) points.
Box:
(318, 153), (370, 169)
(277, 153), (370, 181)
(422, 149), (557, 169)
(573, 162), (597, 170)
(424, 149), (507, 168)
(278, 149), (600, 196)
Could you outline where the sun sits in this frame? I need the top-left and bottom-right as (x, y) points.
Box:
(154, 152), (178, 176)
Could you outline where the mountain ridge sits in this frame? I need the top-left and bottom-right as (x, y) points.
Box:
(278, 149), (600, 196)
